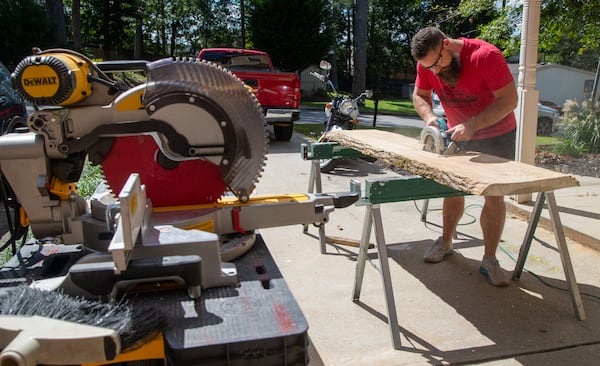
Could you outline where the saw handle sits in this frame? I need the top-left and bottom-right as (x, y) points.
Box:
(435, 118), (449, 132)
(69, 255), (203, 299)
(0, 315), (119, 366)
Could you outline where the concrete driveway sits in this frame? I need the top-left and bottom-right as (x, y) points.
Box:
(255, 131), (600, 365)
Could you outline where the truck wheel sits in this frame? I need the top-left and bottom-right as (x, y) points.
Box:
(274, 124), (293, 141)
(537, 117), (552, 136)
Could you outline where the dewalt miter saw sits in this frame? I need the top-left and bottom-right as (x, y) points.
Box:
(419, 118), (460, 155)
(0, 48), (357, 300)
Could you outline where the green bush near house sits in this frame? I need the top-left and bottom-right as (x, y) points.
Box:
(557, 101), (600, 156)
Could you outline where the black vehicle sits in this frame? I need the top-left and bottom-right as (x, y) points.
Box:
(0, 61), (27, 134)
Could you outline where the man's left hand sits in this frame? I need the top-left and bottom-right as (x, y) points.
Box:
(448, 120), (475, 142)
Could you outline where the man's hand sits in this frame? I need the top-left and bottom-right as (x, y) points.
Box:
(447, 120), (475, 142)
(426, 117), (440, 127)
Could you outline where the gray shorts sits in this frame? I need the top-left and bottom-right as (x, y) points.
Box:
(462, 129), (516, 160)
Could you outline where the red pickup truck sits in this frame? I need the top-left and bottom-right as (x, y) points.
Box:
(197, 48), (301, 141)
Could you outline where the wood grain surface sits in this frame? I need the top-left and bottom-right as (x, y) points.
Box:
(327, 129), (579, 196)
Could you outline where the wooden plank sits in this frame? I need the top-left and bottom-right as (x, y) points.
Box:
(325, 235), (375, 249)
(327, 129), (579, 196)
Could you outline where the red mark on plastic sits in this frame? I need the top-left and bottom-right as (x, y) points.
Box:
(273, 304), (294, 333)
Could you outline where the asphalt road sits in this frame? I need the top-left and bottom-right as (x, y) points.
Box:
(297, 109), (425, 129)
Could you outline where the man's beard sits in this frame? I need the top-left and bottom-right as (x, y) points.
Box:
(437, 52), (461, 86)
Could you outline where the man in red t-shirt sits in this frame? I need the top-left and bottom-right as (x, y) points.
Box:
(411, 27), (518, 287)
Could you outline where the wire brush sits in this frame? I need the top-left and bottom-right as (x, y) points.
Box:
(0, 285), (166, 362)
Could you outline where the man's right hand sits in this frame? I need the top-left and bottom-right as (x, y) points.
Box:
(426, 117), (440, 127)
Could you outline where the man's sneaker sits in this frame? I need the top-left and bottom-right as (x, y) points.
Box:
(479, 257), (510, 287)
(423, 237), (453, 263)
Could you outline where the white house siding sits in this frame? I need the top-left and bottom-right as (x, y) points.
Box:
(509, 63), (596, 107)
(300, 65), (323, 97)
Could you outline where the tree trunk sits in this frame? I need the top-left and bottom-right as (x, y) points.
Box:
(134, 16), (143, 59)
(71, 0), (82, 49)
(102, 0), (111, 59)
(45, 0), (68, 46)
(352, 0), (368, 96)
(240, 0), (246, 48)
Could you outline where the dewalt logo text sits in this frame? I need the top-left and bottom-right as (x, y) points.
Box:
(23, 76), (58, 86)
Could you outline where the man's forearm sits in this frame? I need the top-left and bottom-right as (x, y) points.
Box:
(413, 94), (437, 125)
(465, 84), (518, 132)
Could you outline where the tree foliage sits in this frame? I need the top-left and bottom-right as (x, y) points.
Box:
(2, 0), (600, 96)
(459, 0), (600, 71)
(248, 0), (331, 72)
(0, 0), (53, 68)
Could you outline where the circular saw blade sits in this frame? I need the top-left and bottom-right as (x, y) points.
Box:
(101, 135), (227, 207)
(420, 126), (445, 155)
(100, 58), (267, 207)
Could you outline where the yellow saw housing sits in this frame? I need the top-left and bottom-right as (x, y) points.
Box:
(12, 52), (92, 106)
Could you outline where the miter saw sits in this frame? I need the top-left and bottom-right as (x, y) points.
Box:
(419, 117), (460, 155)
(0, 48), (357, 300)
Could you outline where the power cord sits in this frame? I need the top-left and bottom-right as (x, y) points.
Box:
(414, 199), (600, 302)
(498, 239), (600, 302)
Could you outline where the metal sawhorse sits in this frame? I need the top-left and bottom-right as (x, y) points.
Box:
(301, 142), (368, 253)
(302, 142), (586, 350)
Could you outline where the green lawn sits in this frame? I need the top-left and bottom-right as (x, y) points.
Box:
(302, 98), (417, 116)
(294, 123), (421, 141)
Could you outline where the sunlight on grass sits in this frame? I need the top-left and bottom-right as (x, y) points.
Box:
(301, 98), (417, 115)
(293, 123), (421, 141)
(536, 135), (561, 146)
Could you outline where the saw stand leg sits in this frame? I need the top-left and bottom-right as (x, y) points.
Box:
(512, 191), (586, 320)
(352, 203), (402, 350)
(303, 159), (327, 254)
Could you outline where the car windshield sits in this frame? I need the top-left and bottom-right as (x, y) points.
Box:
(203, 53), (270, 70)
(0, 63), (23, 108)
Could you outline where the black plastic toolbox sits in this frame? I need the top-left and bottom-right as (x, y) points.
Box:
(137, 233), (309, 366)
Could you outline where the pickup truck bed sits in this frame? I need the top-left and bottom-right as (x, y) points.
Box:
(198, 48), (301, 141)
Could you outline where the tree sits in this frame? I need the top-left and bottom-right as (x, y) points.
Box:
(540, 0), (600, 71)
(248, 0), (332, 72)
(352, 0), (368, 96)
(45, 0), (68, 47)
(457, 0), (600, 71)
(72, 0), (82, 50)
(0, 0), (51, 67)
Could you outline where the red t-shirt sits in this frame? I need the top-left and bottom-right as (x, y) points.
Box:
(415, 38), (516, 140)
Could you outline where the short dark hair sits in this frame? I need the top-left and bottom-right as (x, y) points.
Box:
(411, 27), (448, 60)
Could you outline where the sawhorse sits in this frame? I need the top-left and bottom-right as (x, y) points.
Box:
(351, 177), (586, 350)
(301, 142), (368, 254)
(302, 142), (586, 350)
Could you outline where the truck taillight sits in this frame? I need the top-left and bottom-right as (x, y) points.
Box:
(292, 78), (300, 107)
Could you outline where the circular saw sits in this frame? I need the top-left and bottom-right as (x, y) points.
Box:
(420, 118), (458, 155)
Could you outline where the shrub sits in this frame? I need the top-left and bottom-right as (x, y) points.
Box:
(557, 100), (600, 155)
(78, 161), (104, 200)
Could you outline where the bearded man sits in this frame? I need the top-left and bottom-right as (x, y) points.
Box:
(410, 27), (518, 287)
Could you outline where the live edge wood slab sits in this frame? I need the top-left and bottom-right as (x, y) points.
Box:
(327, 129), (579, 196)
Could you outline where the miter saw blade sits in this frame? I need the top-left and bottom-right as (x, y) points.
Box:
(420, 126), (446, 155)
(100, 58), (268, 207)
